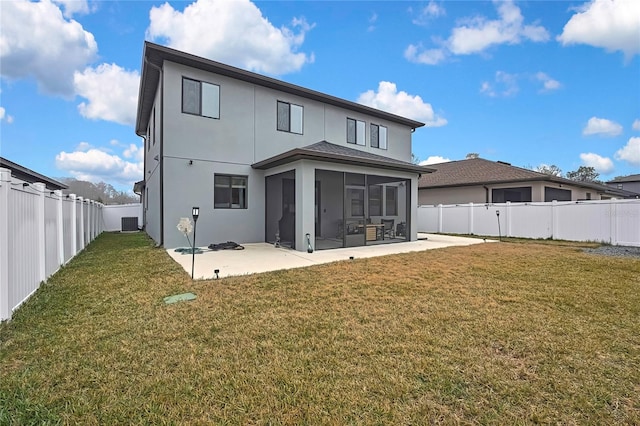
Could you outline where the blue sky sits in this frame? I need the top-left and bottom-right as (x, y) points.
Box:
(1, 0), (639, 192)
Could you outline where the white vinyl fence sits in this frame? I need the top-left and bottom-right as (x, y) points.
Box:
(418, 199), (640, 247)
(102, 203), (143, 232)
(0, 168), (104, 321)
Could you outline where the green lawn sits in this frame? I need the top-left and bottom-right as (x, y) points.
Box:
(1, 232), (639, 424)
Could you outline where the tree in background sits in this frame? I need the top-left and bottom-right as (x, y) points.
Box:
(60, 178), (139, 204)
(566, 166), (600, 183)
(535, 164), (563, 177)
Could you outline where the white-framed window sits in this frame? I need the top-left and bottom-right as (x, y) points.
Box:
(347, 118), (366, 146)
(370, 124), (387, 149)
(277, 101), (303, 134)
(182, 77), (220, 119)
(214, 174), (247, 209)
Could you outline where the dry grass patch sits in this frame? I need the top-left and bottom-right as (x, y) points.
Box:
(1, 232), (639, 424)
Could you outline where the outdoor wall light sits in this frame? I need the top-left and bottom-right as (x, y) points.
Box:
(191, 206), (200, 280)
(22, 183), (29, 187)
(188, 160), (193, 165)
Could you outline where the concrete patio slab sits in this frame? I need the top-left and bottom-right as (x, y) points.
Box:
(167, 233), (494, 280)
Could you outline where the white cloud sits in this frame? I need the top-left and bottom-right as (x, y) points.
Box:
(557, 0), (640, 60)
(56, 144), (144, 185)
(75, 141), (92, 152)
(579, 152), (615, 173)
(407, 0), (548, 65)
(0, 107), (14, 124)
(123, 144), (144, 162)
(0, 0), (97, 96)
(632, 119), (640, 131)
(480, 71), (519, 97)
(535, 72), (561, 92)
(74, 63), (140, 126)
(448, 0), (549, 55)
(412, 1), (446, 25)
(52, 0), (90, 18)
(368, 12), (378, 32)
(614, 137), (640, 166)
(582, 117), (623, 137)
(357, 81), (447, 127)
(404, 44), (447, 65)
(420, 156), (450, 165)
(146, 0), (314, 75)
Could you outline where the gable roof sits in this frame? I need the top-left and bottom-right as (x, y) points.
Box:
(136, 42), (426, 136)
(606, 174), (640, 183)
(252, 141), (433, 174)
(418, 158), (637, 197)
(0, 157), (67, 191)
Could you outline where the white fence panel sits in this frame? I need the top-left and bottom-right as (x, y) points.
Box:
(1, 167), (105, 321)
(103, 203), (143, 232)
(44, 194), (60, 277)
(62, 198), (75, 263)
(555, 202), (609, 243)
(616, 201), (640, 246)
(7, 184), (41, 317)
(418, 199), (640, 246)
(510, 203), (551, 239)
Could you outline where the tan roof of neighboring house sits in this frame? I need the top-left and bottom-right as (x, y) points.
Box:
(418, 158), (637, 197)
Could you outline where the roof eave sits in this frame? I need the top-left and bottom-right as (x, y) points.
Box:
(252, 149), (431, 174)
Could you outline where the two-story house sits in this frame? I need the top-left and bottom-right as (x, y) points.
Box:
(135, 42), (428, 251)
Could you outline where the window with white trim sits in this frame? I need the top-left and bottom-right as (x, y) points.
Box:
(347, 118), (366, 146)
(214, 174), (247, 209)
(182, 77), (220, 119)
(277, 101), (303, 134)
(371, 124), (387, 149)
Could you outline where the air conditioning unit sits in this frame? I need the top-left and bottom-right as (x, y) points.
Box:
(121, 217), (138, 232)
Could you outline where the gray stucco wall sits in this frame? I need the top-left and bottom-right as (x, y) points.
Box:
(152, 60), (419, 248)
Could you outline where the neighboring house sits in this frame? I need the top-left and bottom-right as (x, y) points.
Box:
(606, 174), (640, 195)
(135, 42), (429, 251)
(0, 157), (67, 191)
(418, 158), (637, 205)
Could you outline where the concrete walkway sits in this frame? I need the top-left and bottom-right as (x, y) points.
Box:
(167, 233), (493, 280)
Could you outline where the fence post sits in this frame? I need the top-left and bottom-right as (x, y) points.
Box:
(610, 201), (618, 245)
(437, 204), (443, 233)
(56, 190), (64, 267)
(34, 183), (46, 284)
(88, 200), (93, 242)
(468, 202), (474, 235)
(551, 200), (558, 240)
(0, 169), (11, 321)
(78, 197), (85, 251)
(69, 194), (77, 259)
(505, 202), (512, 237)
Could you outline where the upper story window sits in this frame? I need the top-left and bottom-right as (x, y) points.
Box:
(347, 118), (365, 146)
(182, 77), (220, 119)
(277, 101), (303, 134)
(370, 124), (387, 149)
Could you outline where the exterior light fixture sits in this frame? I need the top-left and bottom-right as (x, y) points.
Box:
(496, 210), (502, 242)
(191, 206), (200, 280)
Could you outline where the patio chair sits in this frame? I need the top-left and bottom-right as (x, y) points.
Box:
(381, 218), (395, 239)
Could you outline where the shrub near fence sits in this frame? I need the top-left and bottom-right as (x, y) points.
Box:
(0, 168), (104, 321)
(418, 199), (640, 247)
